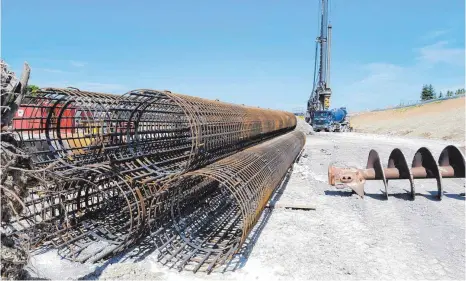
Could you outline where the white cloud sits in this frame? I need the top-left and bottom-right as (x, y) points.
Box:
(335, 41), (465, 111)
(356, 63), (405, 85)
(417, 41), (465, 66)
(337, 64), (418, 110)
(69, 60), (87, 67)
(423, 29), (449, 40)
(68, 82), (127, 93)
(36, 68), (69, 74)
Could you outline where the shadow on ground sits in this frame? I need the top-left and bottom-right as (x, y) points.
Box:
(75, 165), (296, 279)
(222, 168), (293, 272)
(325, 189), (465, 201)
(78, 254), (125, 280)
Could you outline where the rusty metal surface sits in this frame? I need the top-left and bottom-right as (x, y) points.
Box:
(151, 130), (306, 273)
(1, 60), (32, 280)
(14, 88), (296, 171)
(328, 145), (466, 199)
(6, 87), (298, 266)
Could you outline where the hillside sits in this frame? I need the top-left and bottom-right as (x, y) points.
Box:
(350, 97), (465, 143)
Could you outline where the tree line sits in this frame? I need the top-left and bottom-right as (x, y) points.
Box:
(27, 85), (39, 93)
(421, 84), (465, 101)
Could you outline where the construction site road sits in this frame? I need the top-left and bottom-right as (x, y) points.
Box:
(27, 128), (465, 280)
(250, 131), (465, 281)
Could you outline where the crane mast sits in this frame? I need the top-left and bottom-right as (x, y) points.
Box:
(306, 0), (332, 123)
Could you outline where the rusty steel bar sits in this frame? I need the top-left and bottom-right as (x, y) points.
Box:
(8, 87), (298, 263)
(113, 89), (296, 189)
(150, 131), (305, 273)
(328, 145), (465, 199)
(4, 165), (146, 262)
(13, 88), (296, 172)
(12, 88), (123, 167)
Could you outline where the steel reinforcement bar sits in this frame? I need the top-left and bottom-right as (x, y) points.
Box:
(8, 87), (298, 262)
(13, 88), (296, 172)
(150, 130), (305, 273)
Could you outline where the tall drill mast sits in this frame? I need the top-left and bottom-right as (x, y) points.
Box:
(306, 0), (332, 122)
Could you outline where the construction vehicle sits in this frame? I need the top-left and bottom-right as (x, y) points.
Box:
(305, 0), (352, 132)
(312, 107), (352, 132)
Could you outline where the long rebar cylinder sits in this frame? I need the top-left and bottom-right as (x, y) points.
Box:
(13, 88), (296, 172)
(153, 131), (305, 273)
(8, 87), (298, 264)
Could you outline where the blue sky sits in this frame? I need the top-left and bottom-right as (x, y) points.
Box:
(2, 0), (465, 112)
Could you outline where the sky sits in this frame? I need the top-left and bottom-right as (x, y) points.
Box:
(2, 0), (465, 112)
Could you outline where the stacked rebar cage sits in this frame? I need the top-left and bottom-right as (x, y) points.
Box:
(2, 87), (305, 274)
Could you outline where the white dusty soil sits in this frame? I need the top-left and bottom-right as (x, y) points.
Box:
(26, 120), (465, 280)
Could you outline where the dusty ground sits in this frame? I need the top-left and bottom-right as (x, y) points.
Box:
(26, 122), (465, 280)
(350, 97), (465, 143)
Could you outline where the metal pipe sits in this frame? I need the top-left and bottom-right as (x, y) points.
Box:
(339, 166), (455, 181)
(327, 24), (332, 88)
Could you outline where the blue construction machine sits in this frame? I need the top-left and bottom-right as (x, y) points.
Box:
(305, 0), (352, 133)
(312, 107), (352, 132)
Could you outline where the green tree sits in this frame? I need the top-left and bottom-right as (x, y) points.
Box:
(428, 84), (436, 99)
(455, 88), (465, 95)
(27, 84), (39, 95)
(420, 84), (430, 101)
(446, 90), (454, 97)
(439, 91), (443, 98)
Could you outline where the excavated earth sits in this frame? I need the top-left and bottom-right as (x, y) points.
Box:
(26, 119), (465, 280)
(350, 97), (465, 143)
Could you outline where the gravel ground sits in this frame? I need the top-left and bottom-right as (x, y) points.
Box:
(27, 123), (465, 280)
(251, 132), (465, 280)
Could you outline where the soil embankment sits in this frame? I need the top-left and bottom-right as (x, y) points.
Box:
(350, 97), (465, 143)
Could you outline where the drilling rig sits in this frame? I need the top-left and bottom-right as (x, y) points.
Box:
(305, 0), (351, 132)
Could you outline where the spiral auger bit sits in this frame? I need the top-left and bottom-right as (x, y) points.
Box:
(328, 145), (465, 200)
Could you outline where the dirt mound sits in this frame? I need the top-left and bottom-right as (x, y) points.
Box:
(350, 97), (465, 143)
(295, 117), (314, 135)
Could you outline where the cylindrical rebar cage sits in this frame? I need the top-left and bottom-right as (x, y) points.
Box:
(154, 131), (305, 272)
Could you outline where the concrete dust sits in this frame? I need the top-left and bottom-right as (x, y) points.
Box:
(26, 130), (465, 280)
(27, 250), (98, 280)
(295, 117), (315, 135)
(350, 96), (465, 143)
